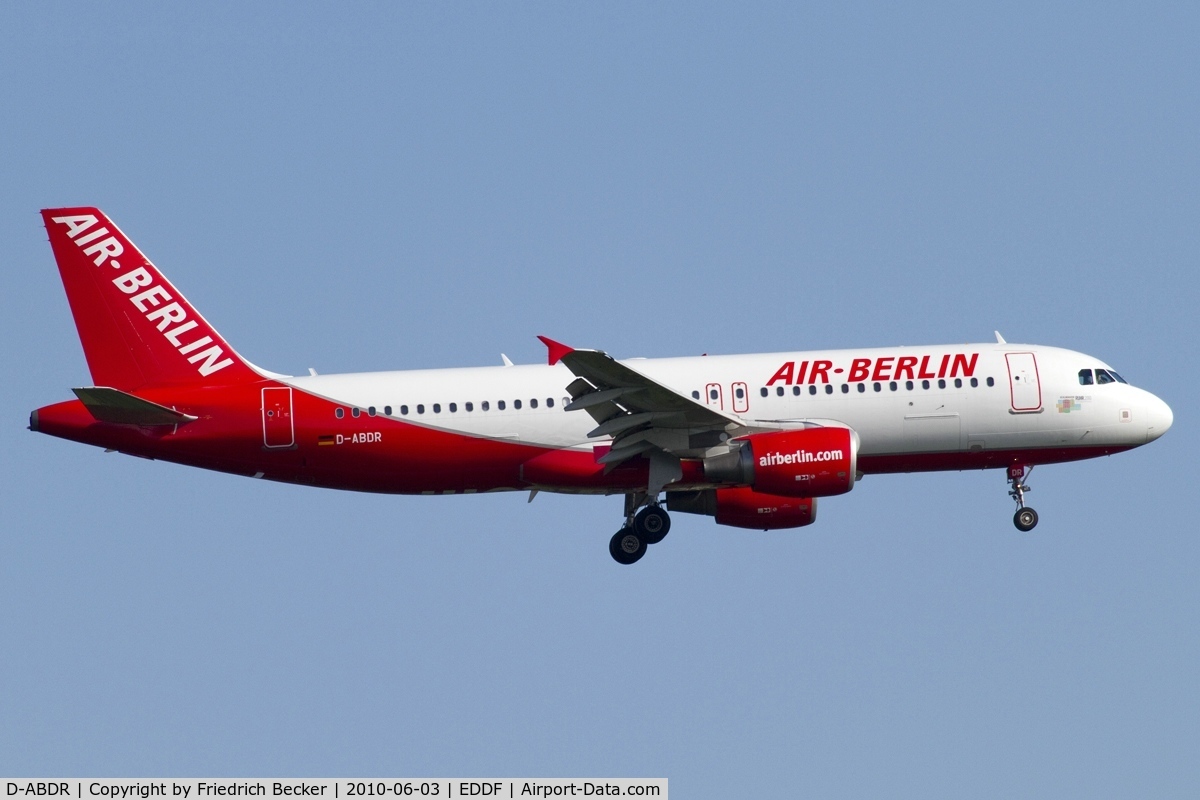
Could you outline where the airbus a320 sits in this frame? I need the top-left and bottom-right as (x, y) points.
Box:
(31, 208), (1173, 563)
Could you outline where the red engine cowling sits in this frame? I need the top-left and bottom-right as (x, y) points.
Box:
(667, 487), (817, 530)
(703, 426), (858, 498)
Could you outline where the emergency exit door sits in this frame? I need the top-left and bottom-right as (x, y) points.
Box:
(1005, 353), (1042, 412)
(262, 387), (295, 447)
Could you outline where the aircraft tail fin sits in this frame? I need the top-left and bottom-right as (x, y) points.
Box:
(41, 207), (262, 390)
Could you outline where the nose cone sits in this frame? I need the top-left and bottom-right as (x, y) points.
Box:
(1145, 393), (1173, 442)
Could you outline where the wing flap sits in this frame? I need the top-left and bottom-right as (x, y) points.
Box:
(557, 348), (738, 429)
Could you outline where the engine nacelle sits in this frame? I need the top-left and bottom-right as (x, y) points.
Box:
(703, 426), (858, 497)
(667, 487), (817, 530)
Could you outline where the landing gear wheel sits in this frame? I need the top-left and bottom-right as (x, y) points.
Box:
(1014, 507), (1039, 532)
(609, 527), (646, 565)
(634, 505), (671, 545)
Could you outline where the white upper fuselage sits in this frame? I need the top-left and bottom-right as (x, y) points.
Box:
(286, 343), (1173, 467)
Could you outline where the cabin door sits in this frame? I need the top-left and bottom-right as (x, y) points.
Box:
(1005, 353), (1042, 412)
(262, 387), (295, 448)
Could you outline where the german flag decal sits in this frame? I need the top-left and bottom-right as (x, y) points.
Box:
(318, 434), (336, 446)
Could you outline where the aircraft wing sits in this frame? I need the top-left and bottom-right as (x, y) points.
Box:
(538, 336), (750, 491)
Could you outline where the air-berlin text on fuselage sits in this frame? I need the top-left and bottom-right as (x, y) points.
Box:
(759, 448), (843, 467)
(51, 214), (234, 377)
(765, 353), (978, 385)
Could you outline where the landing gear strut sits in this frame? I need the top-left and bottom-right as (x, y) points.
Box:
(609, 494), (672, 564)
(1008, 465), (1038, 531)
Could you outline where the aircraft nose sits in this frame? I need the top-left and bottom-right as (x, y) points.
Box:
(1144, 393), (1173, 442)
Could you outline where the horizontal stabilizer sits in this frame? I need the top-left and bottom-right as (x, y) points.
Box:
(72, 387), (198, 426)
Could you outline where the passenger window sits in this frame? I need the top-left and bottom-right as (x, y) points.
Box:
(938, 379), (946, 389)
(792, 386), (801, 396)
(449, 403), (457, 412)
(400, 405), (409, 415)
(335, 407), (344, 419)
(986, 377), (995, 387)
(905, 381), (914, 390)
(1079, 369), (1094, 386)
(546, 398), (554, 408)
(710, 389), (719, 401)
(692, 390), (700, 400)
(417, 404), (425, 414)
(889, 381), (897, 391)
(857, 383), (866, 393)
(736, 387), (745, 399)
(760, 387), (768, 398)
(368, 406), (376, 416)
(841, 384), (849, 393)
(776, 386), (784, 397)
(530, 398), (538, 409)
(433, 403), (441, 413)
(954, 378), (963, 388)
(1096, 369), (1115, 385)
(825, 385), (833, 395)
(809, 385), (817, 395)
(384, 406), (392, 416)
(482, 401), (490, 411)
(970, 378), (978, 388)
(498, 400), (505, 410)
(465, 402), (473, 412)
(514, 399), (522, 409)
(352, 408), (361, 418)
(921, 380), (930, 390)
(873, 382), (881, 392)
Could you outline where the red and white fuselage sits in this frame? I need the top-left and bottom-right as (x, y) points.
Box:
(31, 207), (1172, 559)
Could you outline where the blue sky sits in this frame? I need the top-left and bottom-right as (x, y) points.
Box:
(1, 3), (1196, 796)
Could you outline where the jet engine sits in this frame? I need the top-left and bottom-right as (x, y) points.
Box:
(667, 487), (817, 530)
(702, 426), (859, 498)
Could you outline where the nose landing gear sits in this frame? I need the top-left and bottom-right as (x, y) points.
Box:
(1008, 465), (1038, 531)
(609, 494), (673, 564)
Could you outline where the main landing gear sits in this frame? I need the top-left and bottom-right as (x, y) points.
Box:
(609, 498), (672, 565)
(1008, 465), (1039, 532)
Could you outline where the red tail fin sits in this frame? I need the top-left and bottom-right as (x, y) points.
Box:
(42, 207), (261, 390)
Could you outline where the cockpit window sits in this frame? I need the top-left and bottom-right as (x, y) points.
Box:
(1111, 371), (1128, 384)
(1078, 369), (1094, 386)
(1095, 369), (1115, 385)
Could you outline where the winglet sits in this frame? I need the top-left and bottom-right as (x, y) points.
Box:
(537, 335), (574, 366)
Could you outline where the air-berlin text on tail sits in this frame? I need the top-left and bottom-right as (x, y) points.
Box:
(51, 214), (234, 377)
(766, 353), (979, 385)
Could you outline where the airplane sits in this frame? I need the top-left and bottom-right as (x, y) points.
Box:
(30, 207), (1173, 564)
